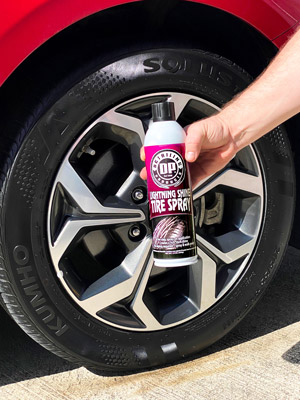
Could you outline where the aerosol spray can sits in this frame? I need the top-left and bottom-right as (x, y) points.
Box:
(144, 101), (198, 267)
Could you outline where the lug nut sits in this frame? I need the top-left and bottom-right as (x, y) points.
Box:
(132, 188), (144, 202)
(130, 227), (141, 237)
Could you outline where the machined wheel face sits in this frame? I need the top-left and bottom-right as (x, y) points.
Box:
(47, 92), (264, 331)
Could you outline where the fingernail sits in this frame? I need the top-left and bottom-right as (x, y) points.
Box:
(186, 152), (195, 161)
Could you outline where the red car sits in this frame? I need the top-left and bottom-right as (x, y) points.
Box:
(0, 0), (299, 372)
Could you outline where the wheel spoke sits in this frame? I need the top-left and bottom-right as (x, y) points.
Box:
(51, 161), (145, 263)
(51, 209), (144, 266)
(196, 234), (256, 264)
(116, 171), (143, 198)
(100, 109), (145, 144)
(168, 92), (194, 119)
(79, 238), (152, 315)
(56, 160), (145, 216)
(131, 247), (217, 328)
(190, 248), (217, 312)
(194, 169), (263, 200)
(130, 253), (163, 330)
(56, 160), (103, 213)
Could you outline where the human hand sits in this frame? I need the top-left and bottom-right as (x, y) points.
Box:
(140, 114), (239, 187)
(184, 115), (238, 187)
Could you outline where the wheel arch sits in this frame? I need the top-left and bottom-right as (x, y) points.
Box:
(0, 1), (282, 101)
(1, 0), (295, 86)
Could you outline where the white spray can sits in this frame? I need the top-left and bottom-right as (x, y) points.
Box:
(144, 101), (198, 267)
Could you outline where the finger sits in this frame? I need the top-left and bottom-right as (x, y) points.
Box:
(140, 146), (145, 161)
(140, 166), (147, 180)
(189, 150), (232, 187)
(184, 122), (205, 162)
(189, 162), (206, 188)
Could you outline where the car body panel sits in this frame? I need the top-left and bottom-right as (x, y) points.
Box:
(0, 0), (300, 86)
(272, 22), (300, 47)
(191, 0), (299, 38)
(0, 0), (138, 86)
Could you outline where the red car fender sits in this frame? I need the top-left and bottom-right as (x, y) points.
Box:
(0, 0), (299, 86)
(0, 0), (139, 86)
(191, 0), (298, 38)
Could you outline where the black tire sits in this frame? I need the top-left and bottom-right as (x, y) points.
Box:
(0, 48), (295, 372)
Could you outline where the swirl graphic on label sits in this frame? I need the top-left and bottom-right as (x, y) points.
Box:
(150, 149), (185, 189)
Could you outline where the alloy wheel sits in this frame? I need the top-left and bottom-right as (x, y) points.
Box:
(47, 92), (264, 331)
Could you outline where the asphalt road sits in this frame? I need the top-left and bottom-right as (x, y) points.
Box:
(0, 246), (300, 400)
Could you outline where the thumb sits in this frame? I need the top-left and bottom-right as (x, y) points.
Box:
(184, 122), (205, 162)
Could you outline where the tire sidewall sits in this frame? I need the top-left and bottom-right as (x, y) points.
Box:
(1, 49), (295, 370)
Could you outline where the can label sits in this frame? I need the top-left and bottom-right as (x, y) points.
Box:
(145, 143), (197, 260)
